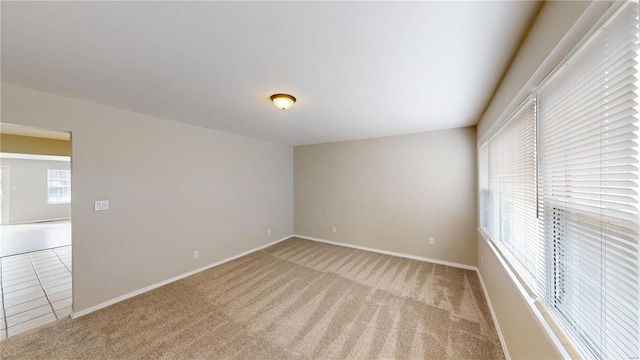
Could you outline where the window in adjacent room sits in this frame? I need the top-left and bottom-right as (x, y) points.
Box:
(47, 169), (71, 204)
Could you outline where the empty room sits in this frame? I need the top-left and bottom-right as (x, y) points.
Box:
(0, 1), (638, 359)
(0, 128), (74, 337)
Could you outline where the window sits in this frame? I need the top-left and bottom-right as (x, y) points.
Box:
(47, 169), (71, 204)
(478, 143), (490, 232)
(479, 3), (639, 359)
(483, 98), (542, 289)
(537, 6), (639, 357)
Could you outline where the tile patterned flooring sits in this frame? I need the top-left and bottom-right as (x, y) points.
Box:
(0, 246), (72, 340)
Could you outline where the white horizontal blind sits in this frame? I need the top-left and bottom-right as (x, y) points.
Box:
(487, 99), (541, 289)
(479, 143), (490, 232)
(537, 3), (640, 358)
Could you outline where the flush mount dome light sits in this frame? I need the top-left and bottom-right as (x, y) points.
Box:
(270, 93), (296, 110)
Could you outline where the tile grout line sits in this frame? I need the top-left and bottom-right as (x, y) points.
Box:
(0, 244), (71, 260)
(1, 250), (72, 338)
(52, 246), (72, 274)
(49, 246), (73, 316)
(28, 252), (58, 322)
(1, 258), (8, 339)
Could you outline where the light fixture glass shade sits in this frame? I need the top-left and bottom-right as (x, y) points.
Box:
(270, 94), (296, 110)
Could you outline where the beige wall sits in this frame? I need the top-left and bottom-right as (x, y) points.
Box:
(1, 83), (294, 313)
(476, 1), (612, 359)
(0, 158), (71, 224)
(0, 134), (71, 156)
(477, 235), (562, 359)
(295, 127), (477, 267)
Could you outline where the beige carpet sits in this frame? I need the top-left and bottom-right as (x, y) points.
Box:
(0, 237), (504, 359)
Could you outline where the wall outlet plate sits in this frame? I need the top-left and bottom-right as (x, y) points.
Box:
(95, 200), (109, 211)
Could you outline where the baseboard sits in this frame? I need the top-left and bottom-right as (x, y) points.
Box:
(477, 270), (511, 360)
(9, 217), (70, 225)
(71, 234), (476, 317)
(71, 235), (292, 319)
(477, 229), (575, 359)
(293, 234), (477, 271)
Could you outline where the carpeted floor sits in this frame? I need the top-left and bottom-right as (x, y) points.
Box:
(0, 237), (504, 359)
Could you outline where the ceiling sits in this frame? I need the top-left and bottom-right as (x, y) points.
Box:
(1, 1), (540, 146)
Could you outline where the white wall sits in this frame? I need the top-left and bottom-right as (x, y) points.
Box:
(295, 127), (477, 267)
(1, 83), (294, 313)
(0, 157), (71, 224)
(475, 1), (613, 359)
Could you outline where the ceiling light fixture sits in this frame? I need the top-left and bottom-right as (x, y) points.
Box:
(270, 93), (296, 110)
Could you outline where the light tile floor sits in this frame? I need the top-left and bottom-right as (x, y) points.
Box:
(1, 220), (72, 257)
(0, 246), (72, 340)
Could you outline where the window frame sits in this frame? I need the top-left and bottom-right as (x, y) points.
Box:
(47, 168), (71, 204)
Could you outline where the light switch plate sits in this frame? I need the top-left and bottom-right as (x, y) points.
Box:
(95, 200), (109, 211)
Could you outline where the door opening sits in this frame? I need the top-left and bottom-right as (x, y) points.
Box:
(0, 123), (72, 339)
(0, 166), (9, 225)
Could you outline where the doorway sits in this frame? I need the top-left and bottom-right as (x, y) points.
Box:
(0, 124), (72, 339)
(0, 166), (9, 225)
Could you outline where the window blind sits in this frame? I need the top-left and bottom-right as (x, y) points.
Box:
(480, 3), (639, 358)
(478, 143), (490, 232)
(536, 3), (639, 359)
(486, 99), (542, 290)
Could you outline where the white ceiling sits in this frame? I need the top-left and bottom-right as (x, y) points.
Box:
(1, 1), (540, 146)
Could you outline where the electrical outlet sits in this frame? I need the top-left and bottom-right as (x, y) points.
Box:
(428, 237), (435, 245)
(482, 256), (485, 266)
(193, 250), (199, 259)
(332, 227), (337, 233)
(267, 229), (272, 236)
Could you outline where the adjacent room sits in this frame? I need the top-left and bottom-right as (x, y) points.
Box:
(0, 127), (73, 338)
(0, 1), (638, 359)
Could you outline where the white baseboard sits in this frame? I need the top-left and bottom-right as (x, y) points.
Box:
(293, 234), (477, 271)
(9, 217), (71, 225)
(71, 235), (292, 319)
(477, 229), (575, 359)
(477, 270), (511, 360)
(71, 234), (479, 319)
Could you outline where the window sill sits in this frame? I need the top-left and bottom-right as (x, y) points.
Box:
(477, 227), (582, 360)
